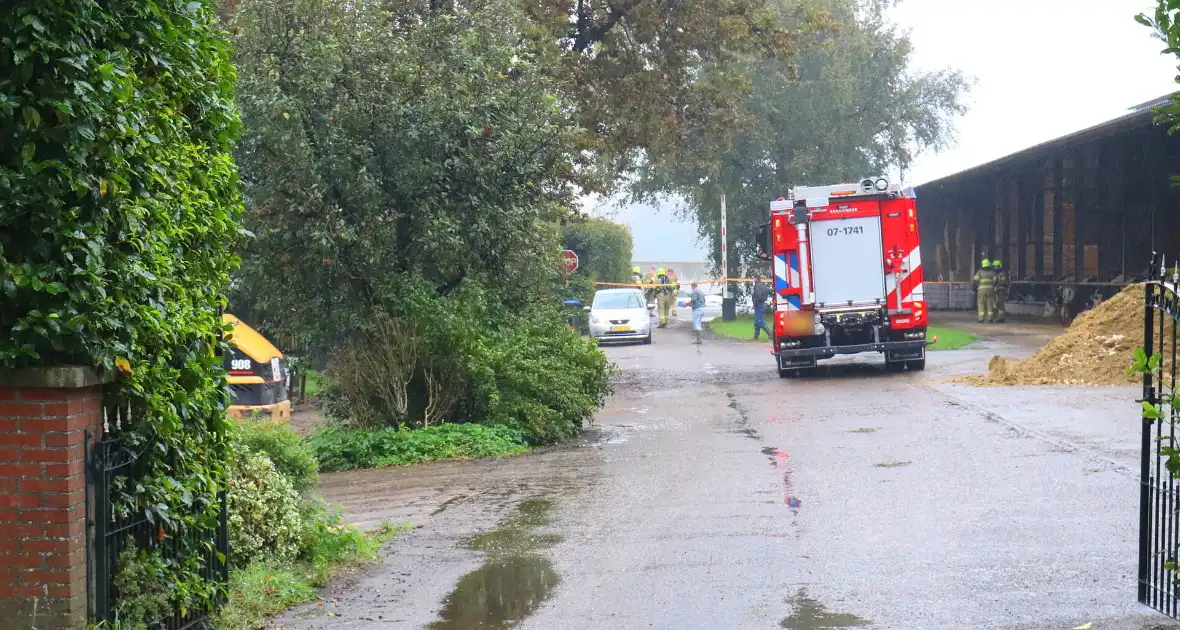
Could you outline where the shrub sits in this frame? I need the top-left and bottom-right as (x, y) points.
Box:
(466, 310), (613, 443)
(229, 418), (318, 492)
(112, 544), (172, 630)
(227, 451), (303, 566)
(326, 313), (459, 429)
(323, 278), (614, 444)
(308, 423), (528, 471)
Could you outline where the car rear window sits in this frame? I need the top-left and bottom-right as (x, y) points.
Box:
(594, 292), (643, 309)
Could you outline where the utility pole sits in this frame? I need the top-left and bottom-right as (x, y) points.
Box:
(721, 190), (728, 299)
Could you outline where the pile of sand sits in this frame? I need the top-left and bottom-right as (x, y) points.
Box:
(960, 283), (1157, 386)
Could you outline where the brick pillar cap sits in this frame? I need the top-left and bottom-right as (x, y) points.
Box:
(0, 366), (116, 388)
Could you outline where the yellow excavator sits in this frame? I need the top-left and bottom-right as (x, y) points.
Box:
(223, 313), (292, 422)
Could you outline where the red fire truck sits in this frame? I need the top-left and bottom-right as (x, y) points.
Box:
(756, 177), (929, 377)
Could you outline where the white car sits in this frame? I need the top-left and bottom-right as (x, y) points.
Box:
(587, 288), (652, 344)
(676, 290), (725, 308)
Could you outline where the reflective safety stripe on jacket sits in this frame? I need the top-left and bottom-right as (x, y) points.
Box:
(974, 269), (995, 289)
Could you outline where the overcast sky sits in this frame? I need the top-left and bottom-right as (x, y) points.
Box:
(591, 0), (1180, 262)
(895, 0), (1178, 186)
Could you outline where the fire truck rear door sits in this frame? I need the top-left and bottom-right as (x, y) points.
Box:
(808, 204), (886, 308)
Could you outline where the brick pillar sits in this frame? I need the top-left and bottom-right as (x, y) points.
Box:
(0, 367), (112, 630)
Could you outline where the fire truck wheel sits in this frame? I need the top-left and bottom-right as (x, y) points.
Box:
(907, 358), (926, 371)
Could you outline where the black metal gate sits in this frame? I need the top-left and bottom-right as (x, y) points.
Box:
(1139, 253), (1180, 617)
(89, 401), (229, 629)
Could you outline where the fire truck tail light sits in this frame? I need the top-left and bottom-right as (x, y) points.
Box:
(907, 208), (914, 218)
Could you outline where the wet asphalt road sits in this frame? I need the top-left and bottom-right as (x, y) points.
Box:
(278, 312), (1180, 630)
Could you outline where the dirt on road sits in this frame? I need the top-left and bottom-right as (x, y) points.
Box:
(959, 284), (1155, 386)
(276, 315), (1176, 630)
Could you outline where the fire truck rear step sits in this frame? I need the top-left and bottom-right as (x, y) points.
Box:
(775, 339), (927, 360)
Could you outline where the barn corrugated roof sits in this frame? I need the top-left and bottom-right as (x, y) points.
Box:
(917, 92), (1176, 190)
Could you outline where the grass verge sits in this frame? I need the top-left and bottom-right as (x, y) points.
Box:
(927, 326), (976, 350)
(308, 422), (529, 472)
(706, 313), (761, 340)
(709, 314), (976, 350)
(214, 517), (405, 630)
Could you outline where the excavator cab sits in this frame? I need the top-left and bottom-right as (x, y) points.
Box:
(222, 313), (292, 422)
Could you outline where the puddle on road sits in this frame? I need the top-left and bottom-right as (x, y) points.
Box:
(779, 588), (872, 629)
(430, 499), (562, 630)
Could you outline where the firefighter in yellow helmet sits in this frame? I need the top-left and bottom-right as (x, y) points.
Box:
(973, 258), (996, 323)
(631, 266), (643, 287)
(655, 267), (676, 328)
(665, 267), (681, 318)
(642, 265), (658, 303)
(992, 259), (1009, 323)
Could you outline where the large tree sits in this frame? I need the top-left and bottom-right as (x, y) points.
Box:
(231, 0), (614, 441)
(518, 0), (828, 187)
(230, 0), (579, 354)
(220, 0), (829, 191)
(635, 0), (970, 277)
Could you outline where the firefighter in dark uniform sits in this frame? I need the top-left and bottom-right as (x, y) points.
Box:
(992, 259), (1009, 323)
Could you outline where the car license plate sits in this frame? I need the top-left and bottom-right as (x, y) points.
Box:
(611, 325), (631, 332)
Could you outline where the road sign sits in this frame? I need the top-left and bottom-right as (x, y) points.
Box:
(561, 249), (579, 273)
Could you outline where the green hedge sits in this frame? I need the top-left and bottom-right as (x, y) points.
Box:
(1, 0), (243, 612)
(563, 217), (634, 303)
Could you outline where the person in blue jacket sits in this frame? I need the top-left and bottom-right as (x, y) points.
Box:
(690, 281), (707, 345)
